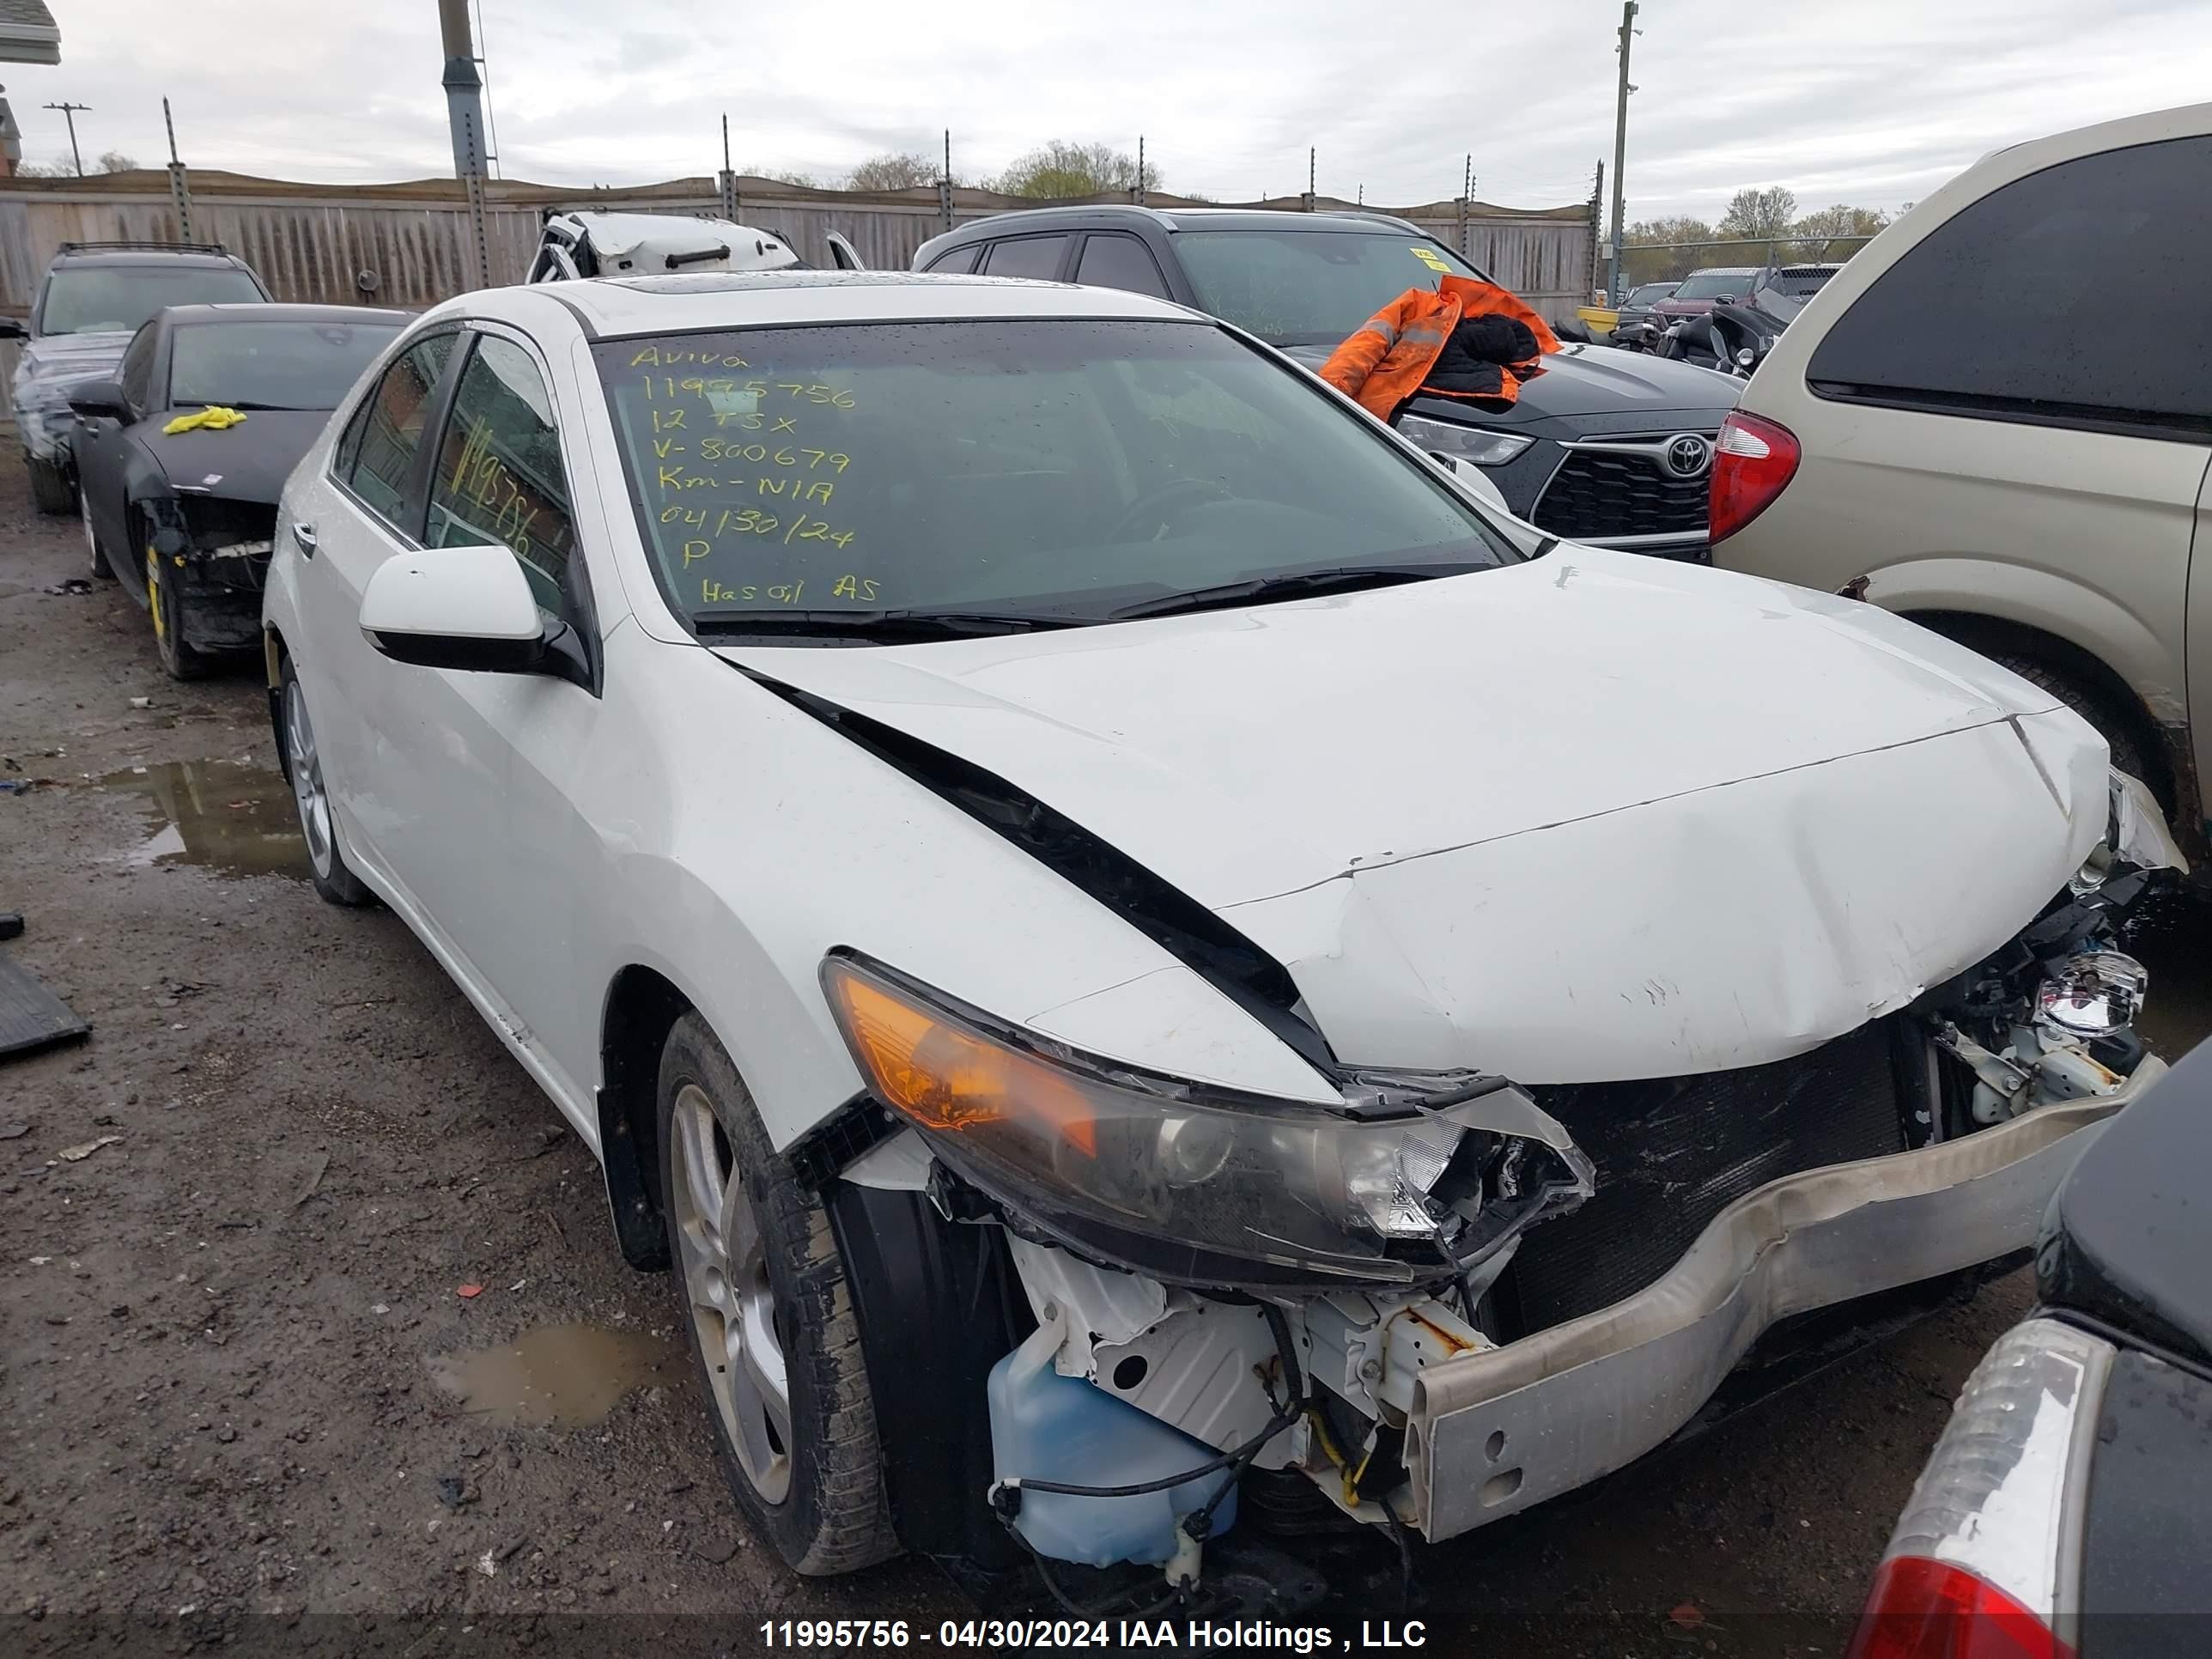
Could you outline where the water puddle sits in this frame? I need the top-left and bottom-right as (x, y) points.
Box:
(94, 760), (306, 881)
(426, 1323), (683, 1429)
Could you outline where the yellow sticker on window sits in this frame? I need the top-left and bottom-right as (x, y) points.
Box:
(1410, 246), (1453, 274)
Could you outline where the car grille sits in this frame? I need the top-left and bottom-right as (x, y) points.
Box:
(1508, 1020), (1910, 1333)
(1531, 444), (1712, 543)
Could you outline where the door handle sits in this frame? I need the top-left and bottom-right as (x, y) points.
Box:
(291, 520), (318, 557)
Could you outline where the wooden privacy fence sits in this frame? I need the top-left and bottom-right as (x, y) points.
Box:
(0, 169), (1595, 418)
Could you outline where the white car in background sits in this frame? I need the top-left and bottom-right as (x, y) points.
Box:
(527, 210), (860, 283)
(260, 270), (2177, 1605)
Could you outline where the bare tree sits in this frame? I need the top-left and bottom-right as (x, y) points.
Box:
(1717, 186), (1798, 243)
(96, 149), (140, 173)
(846, 150), (940, 191)
(990, 140), (1160, 199)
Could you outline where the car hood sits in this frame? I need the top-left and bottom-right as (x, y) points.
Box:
(1282, 340), (1737, 428)
(143, 408), (330, 503)
(716, 552), (2108, 1083)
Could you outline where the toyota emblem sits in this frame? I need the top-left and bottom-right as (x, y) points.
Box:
(1663, 433), (1713, 478)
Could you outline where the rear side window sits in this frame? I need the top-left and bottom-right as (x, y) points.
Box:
(337, 334), (455, 529)
(1075, 233), (1170, 300)
(923, 243), (980, 275)
(982, 235), (1069, 279)
(1808, 135), (2212, 436)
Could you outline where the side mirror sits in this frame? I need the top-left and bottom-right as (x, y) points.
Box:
(358, 544), (590, 687)
(67, 378), (131, 421)
(0, 316), (26, 342)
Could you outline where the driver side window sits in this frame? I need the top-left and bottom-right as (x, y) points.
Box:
(117, 323), (158, 415)
(425, 335), (578, 617)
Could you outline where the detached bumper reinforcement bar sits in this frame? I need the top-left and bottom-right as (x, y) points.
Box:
(1405, 1060), (2166, 1542)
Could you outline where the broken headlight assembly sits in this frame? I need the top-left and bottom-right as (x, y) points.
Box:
(821, 951), (1590, 1288)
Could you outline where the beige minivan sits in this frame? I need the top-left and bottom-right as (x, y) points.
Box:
(1711, 102), (2212, 862)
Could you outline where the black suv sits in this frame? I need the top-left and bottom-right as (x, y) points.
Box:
(3, 241), (270, 514)
(914, 207), (1742, 556)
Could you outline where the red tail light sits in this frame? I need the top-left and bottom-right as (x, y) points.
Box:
(1847, 1557), (2073, 1659)
(1847, 1320), (2112, 1659)
(1708, 410), (1800, 544)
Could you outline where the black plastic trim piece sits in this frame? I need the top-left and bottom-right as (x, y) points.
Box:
(784, 1091), (902, 1193)
(827, 1182), (1030, 1580)
(745, 669), (1337, 1070)
(1806, 380), (2212, 447)
(594, 1085), (671, 1271)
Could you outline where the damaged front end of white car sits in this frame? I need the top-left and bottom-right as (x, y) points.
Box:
(798, 765), (2181, 1612)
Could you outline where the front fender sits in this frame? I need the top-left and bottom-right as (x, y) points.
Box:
(1859, 555), (2184, 722)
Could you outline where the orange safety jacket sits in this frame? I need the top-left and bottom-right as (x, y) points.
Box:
(1319, 274), (1561, 420)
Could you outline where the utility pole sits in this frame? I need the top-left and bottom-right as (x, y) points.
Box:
(1456, 154), (1473, 255)
(1605, 1), (1639, 304)
(43, 100), (88, 176)
(1301, 146), (1316, 212)
(939, 130), (953, 234)
(1132, 135), (1146, 207)
(163, 97), (193, 242)
(718, 113), (741, 223)
(437, 0), (489, 183)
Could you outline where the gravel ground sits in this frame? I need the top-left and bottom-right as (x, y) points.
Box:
(2, 458), (2201, 1658)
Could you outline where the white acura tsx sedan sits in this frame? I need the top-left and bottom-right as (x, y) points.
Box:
(261, 269), (2181, 1605)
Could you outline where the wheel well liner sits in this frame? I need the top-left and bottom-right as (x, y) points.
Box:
(597, 964), (691, 1270)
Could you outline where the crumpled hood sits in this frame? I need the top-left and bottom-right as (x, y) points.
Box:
(719, 552), (2109, 1082)
(9, 331), (130, 459)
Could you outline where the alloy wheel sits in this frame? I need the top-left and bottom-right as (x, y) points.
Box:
(283, 679), (336, 879)
(668, 1081), (793, 1503)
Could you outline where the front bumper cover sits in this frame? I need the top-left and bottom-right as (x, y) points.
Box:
(1403, 1060), (2166, 1541)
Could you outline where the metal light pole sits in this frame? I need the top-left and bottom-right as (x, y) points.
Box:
(43, 100), (88, 175)
(1605, 1), (1638, 304)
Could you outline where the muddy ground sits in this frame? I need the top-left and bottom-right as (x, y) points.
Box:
(2, 456), (2204, 1659)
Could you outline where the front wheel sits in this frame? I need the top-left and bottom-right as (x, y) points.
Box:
(26, 453), (75, 515)
(277, 655), (374, 906)
(144, 541), (207, 681)
(659, 1013), (897, 1575)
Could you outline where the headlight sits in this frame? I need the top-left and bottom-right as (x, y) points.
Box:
(822, 953), (1589, 1287)
(1395, 414), (1533, 467)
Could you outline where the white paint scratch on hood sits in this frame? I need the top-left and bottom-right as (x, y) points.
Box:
(719, 550), (2106, 1079)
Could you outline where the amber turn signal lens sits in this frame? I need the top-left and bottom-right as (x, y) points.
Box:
(823, 961), (1097, 1155)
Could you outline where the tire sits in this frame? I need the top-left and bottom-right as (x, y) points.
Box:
(143, 535), (208, 682)
(81, 490), (116, 580)
(26, 453), (75, 515)
(276, 654), (374, 906)
(658, 1013), (897, 1576)
(1989, 653), (2153, 787)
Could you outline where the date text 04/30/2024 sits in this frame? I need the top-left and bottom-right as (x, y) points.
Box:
(757, 1620), (1429, 1650)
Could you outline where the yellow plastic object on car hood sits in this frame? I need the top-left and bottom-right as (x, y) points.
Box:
(161, 406), (247, 435)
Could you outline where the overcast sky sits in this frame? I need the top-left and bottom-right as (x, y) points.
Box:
(7, 0), (2208, 221)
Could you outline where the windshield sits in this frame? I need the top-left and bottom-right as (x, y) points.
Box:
(595, 319), (1511, 635)
(1174, 229), (1488, 346)
(39, 267), (264, 336)
(1671, 271), (1755, 301)
(1624, 283), (1676, 306)
(170, 319), (404, 410)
